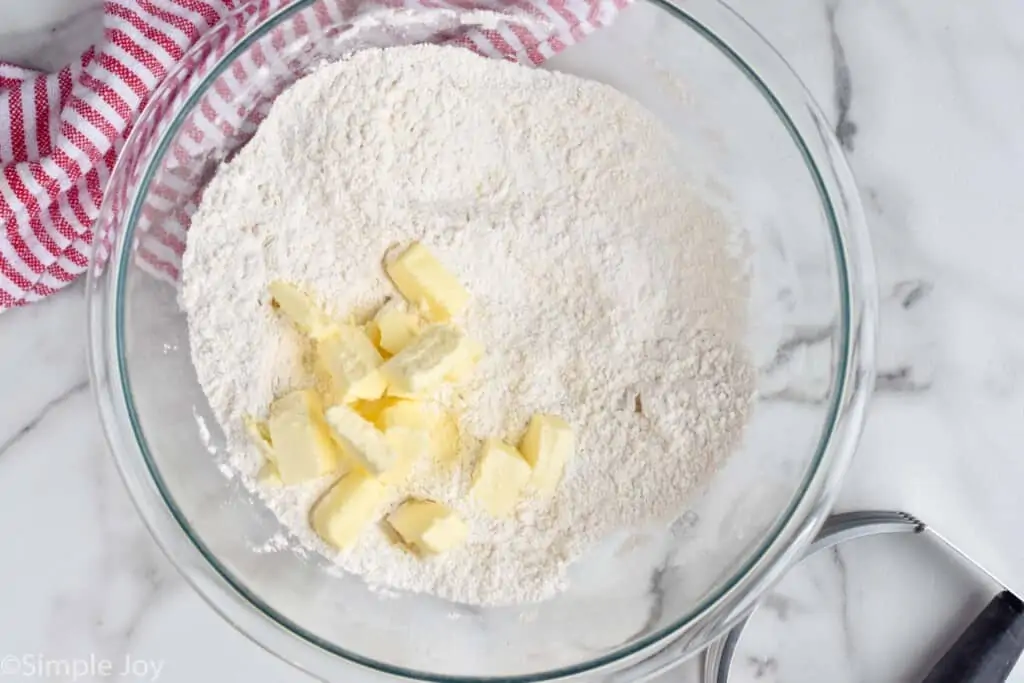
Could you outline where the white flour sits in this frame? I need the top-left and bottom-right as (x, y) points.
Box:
(181, 45), (754, 606)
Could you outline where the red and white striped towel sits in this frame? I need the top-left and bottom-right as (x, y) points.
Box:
(0, 0), (626, 311)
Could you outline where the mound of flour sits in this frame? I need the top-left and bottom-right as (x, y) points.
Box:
(181, 45), (754, 606)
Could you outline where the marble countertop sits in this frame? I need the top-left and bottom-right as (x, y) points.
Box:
(2, 1), (1023, 681)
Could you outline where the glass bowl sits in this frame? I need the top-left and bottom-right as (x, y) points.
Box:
(87, 0), (876, 680)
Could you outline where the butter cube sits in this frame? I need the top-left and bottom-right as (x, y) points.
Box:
(519, 415), (575, 496)
(471, 439), (531, 517)
(370, 300), (421, 356)
(376, 400), (433, 432)
(324, 404), (399, 477)
(445, 337), (484, 383)
(267, 390), (341, 485)
(431, 410), (461, 465)
(375, 402), (432, 484)
(244, 415), (276, 463)
(379, 401), (460, 464)
(269, 281), (336, 340)
(256, 461), (283, 487)
(382, 427), (430, 485)
(380, 324), (476, 397)
(311, 470), (387, 549)
(351, 396), (399, 424)
(317, 325), (386, 403)
(386, 243), (469, 321)
(386, 499), (468, 555)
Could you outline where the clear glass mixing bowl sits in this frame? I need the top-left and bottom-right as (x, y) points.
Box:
(87, 1), (876, 680)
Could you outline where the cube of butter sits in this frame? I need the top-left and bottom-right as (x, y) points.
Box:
(376, 400), (432, 431)
(380, 324), (475, 397)
(471, 439), (531, 517)
(324, 404), (399, 478)
(244, 415), (276, 463)
(445, 337), (484, 384)
(386, 499), (468, 555)
(370, 300), (421, 356)
(256, 461), (283, 488)
(431, 410), (461, 465)
(317, 325), (386, 403)
(381, 427), (430, 485)
(519, 414), (575, 496)
(380, 401), (460, 465)
(386, 243), (469, 321)
(311, 470), (387, 549)
(267, 390), (341, 485)
(268, 281), (336, 340)
(351, 396), (398, 424)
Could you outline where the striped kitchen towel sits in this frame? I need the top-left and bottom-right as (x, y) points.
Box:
(0, 0), (627, 311)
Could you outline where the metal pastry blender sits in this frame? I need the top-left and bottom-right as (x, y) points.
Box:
(703, 510), (1024, 683)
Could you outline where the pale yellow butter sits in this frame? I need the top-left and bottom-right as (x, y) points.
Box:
(324, 404), (399, 477)
(471, 438), (531, 517)
(444, 337), (484, 383)
(380, 324), (475, 397)
(317, 325), (386, 403)
(244, 415), (276, 463)
(386, 499), (468, 555)
(376, 401), (433, 484)
(379, 401), (460, 465)
(267, 389), (341, 485)
(370, 300), (421, 356)
(519, 414), (575, 496)
(381, 427), (430, 485)
(376, 400), (433, 432)
(431, 410), (461, 465)
(386, 243), (469, 321)
(351, 396), (399, 424)
(268, 281), (336, 340)
(311, 470), (387, 549)
(256, 461), (283, 488)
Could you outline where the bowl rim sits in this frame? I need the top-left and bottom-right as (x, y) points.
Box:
(87, 0), (877, 680)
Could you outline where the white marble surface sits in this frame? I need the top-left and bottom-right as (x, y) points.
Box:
(2, 1), (1024, 681)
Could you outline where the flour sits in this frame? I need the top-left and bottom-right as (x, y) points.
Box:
(181, 45), (754, 606)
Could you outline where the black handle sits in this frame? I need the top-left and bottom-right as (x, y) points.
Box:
(922, 591), (1024, 683)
